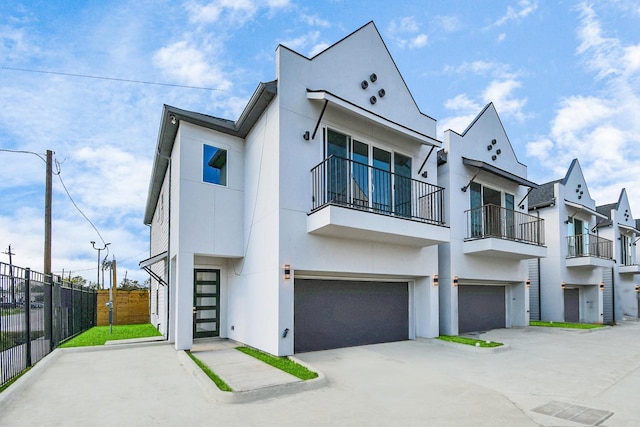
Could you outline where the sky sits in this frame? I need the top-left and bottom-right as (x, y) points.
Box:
(0, 0), (639, 285)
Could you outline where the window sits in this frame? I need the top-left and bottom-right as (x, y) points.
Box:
(203, 144), (227, 186)
(469, 183), (514, 238)
(621, 234), (633, 265)
(324, 128), (411, 215)
(567, 217), (589, 256)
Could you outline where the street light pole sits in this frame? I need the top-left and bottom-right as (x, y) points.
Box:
(90, 241), (110, 289)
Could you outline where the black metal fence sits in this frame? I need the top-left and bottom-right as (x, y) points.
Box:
(567, 234), (613, 259)
(0, 262), (96, 388)
(465, 204), (546, 246)
(311, 155), (446, 225)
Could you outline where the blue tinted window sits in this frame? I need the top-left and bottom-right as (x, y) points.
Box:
(203, 144), (227, 186)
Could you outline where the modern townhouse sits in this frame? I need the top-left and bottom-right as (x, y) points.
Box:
(596, 189), (640, 321)
(528, 159), (614, 324)
(140, 22), (450, 356)
(437, 103), (546, 336)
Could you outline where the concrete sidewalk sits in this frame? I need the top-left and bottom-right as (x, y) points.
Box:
(0, 321), (639, 426)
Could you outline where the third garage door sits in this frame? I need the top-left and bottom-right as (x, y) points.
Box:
(458, 285), (505, 334)
(294, 279), (408, 353)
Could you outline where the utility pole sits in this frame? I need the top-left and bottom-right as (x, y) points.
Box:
(44, 150), (52, 278)
(3, 245), (16, 306)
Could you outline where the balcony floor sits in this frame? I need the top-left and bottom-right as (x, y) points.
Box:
(566, 256), (614, 268)
(463, 237), (547, 260)
(307, 204), (449, 247)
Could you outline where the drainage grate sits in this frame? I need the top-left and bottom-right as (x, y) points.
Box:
(532, 401), (613, 426)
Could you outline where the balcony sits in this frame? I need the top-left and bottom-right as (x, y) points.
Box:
(463, 204), (546, 260)
(619, 264), (640, 274)
(307, 156), (449, 247)
(566, 234), (613, 268)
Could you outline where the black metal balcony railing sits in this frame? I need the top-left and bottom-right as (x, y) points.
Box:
(465, 204), (545, 246)
(310, 156), (445, 225)
(566, 234), (613, 259)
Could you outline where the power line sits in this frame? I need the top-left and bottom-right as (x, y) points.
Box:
(53, 157), (108, 247)
(0, 66), (224, 91)
(0, 148), (46, 162)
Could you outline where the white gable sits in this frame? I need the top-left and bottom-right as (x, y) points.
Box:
(616, 189), (635, 228)
(448, 103), (527, 179)
(276, 22), (436, 138)
(562, 159), (596, 209)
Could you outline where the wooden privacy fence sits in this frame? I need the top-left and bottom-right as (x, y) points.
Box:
(96, 289), (149, 326)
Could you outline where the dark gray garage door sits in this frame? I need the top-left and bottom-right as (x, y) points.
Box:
(458, 285), (505, 334)
(564, 288), (580, 323)
(294, 279), (408, 353)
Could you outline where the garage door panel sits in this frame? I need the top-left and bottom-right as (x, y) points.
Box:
(458, 285), (505, 334)
(295, 279), (408, 353)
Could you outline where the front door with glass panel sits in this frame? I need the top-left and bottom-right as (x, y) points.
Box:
(193, 269), (220, 339)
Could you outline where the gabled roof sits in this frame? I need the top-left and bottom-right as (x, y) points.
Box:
(596, 203), (615, 227)
(528, 180), (559, 210)
(143, 80), (277, 225)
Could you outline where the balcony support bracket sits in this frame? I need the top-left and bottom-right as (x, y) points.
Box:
(311, 100), (329, 140)
(461, 170), (481, 192)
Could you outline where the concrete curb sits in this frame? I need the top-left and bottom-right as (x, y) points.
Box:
(421, 337), (511, 354)
(178, 350), (327, 404)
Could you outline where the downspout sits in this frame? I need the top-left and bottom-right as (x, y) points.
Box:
(611, 265), (616, 325)
(536, 210), (542, 321)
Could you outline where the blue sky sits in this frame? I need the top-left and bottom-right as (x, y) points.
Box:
(1, 0), (639, 284)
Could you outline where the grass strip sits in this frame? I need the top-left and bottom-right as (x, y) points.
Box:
(186, 352), (232, 392)
(0, 367), (31, 394)
(530, 320), (604, 329)
(59, 324), (162, 347)
(438, 335), (503, 348)
(236, 346), (318, 380)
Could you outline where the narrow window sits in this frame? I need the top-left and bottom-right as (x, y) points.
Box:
(203, 144), (227, 186)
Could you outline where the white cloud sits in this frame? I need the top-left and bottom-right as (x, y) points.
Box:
(432, 15), (461, 33)
(153, 40), (233, 89)
(490, 0), (538, 28)
(186, 0), (290, 25)
(388, 16), (428, 49)
(526, 137), (553, 161)
(482, 79), (527, 121)
(301, 14), (330, 28)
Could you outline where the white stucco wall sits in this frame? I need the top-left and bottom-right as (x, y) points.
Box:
(438, 105), (533, 336)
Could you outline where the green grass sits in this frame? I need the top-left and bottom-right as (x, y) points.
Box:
(58, 324), (162, 348)
(0, 331), (45, 352)
(236, 346), (318, 380)
(530, 320), (604, 329)
(186, 352), (233, 392)
(438, 335), (503, 348)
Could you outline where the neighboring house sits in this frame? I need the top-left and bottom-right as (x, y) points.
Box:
(140, 22), (450, 356)
(437, 103), (546, 336)
(596, 189), (640, 321)
(528, 159), (614, 323)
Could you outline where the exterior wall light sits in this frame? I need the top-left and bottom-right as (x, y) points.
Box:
(433, 275), (438, 287)
(599, 282), (604, 291)
(453, 276), (459, 287)
(283, 264), (291, 280)
(635, 285), (639, 293)
(526, 279), (531, 288)
(561, 281), (566, 289)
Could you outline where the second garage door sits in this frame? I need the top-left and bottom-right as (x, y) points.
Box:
(458, 285), (506, 334)
(294, 279), (408, 353)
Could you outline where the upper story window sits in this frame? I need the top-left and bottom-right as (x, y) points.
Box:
(469, 183), (514, 238)
(325, 128), (412, 215)
(203, 144), (227, 186)
(567, 217), (590, 256)
(621, 234), (633, 265)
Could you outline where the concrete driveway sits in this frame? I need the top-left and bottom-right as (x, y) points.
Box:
(0, 320), (639, 426)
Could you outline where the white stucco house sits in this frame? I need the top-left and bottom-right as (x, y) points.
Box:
(528, 159), (614, 324)
(437, 103), (546, 336)
(140, 22), (450, 356)
(596, 189), (640, 321)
